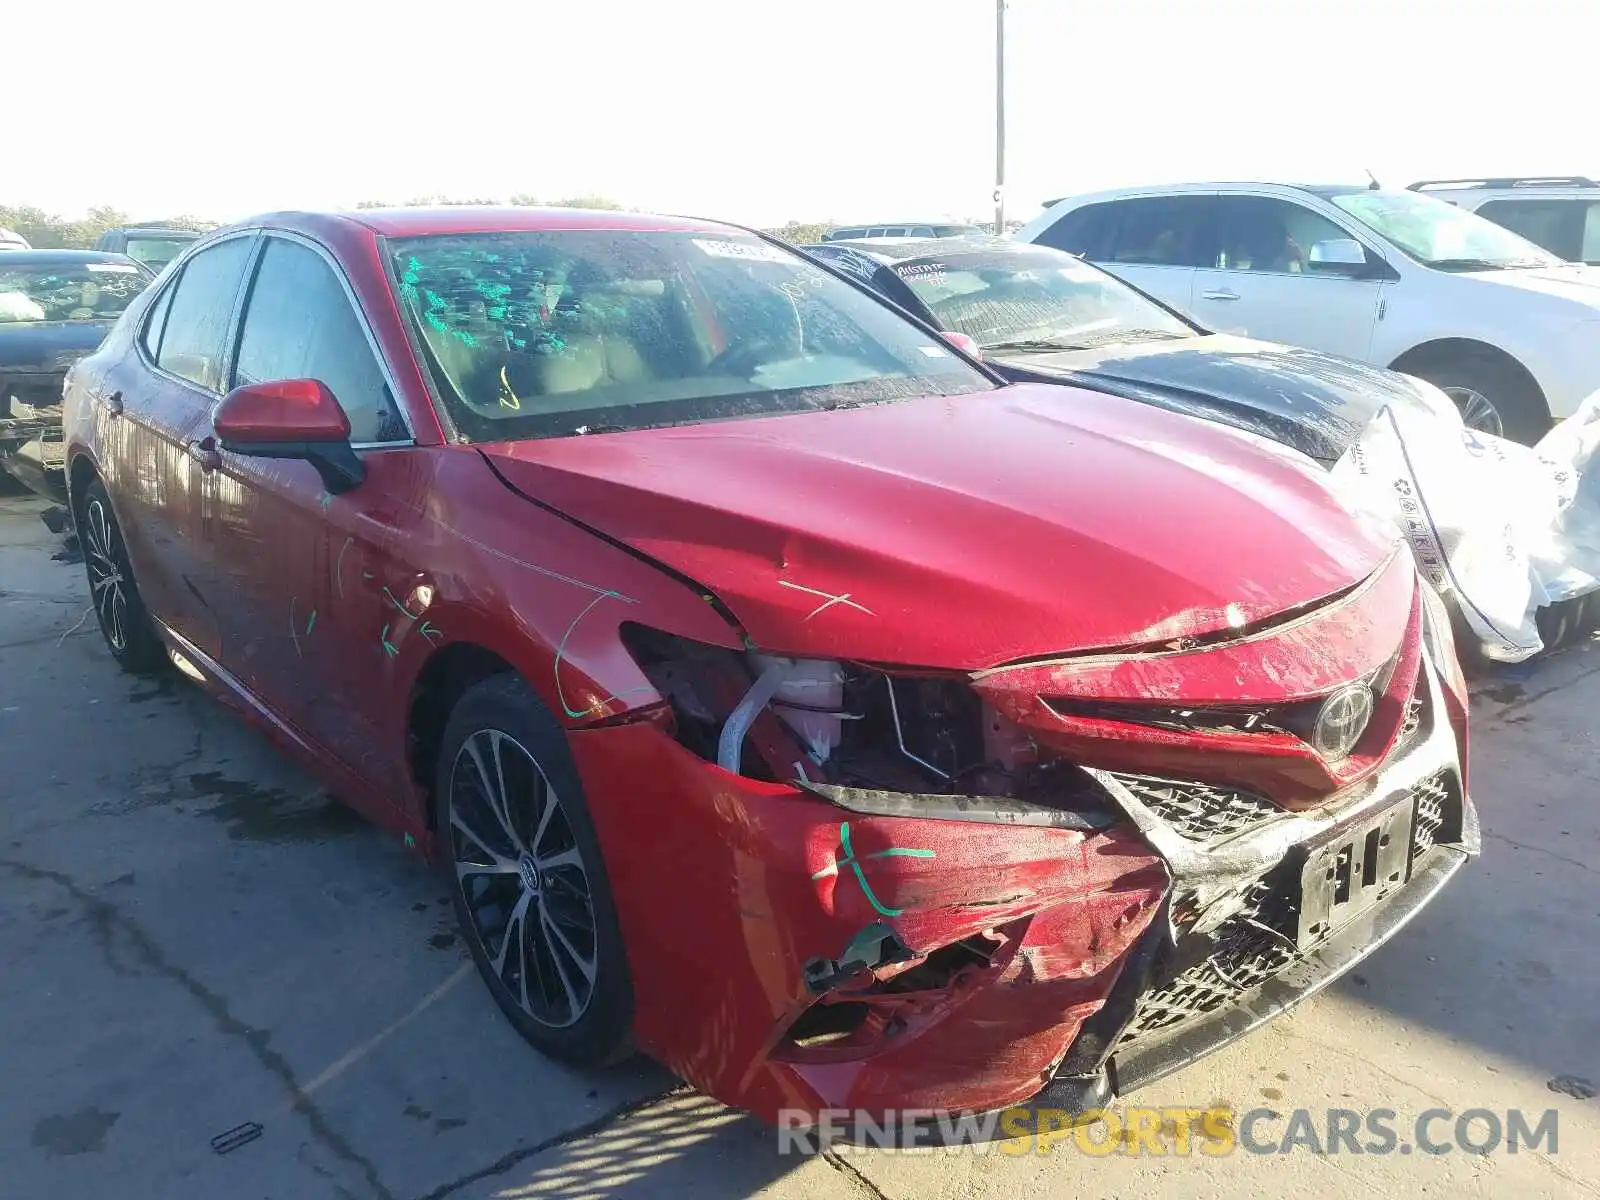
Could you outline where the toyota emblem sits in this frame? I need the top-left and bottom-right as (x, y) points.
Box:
(1312, 684), (1374, 759)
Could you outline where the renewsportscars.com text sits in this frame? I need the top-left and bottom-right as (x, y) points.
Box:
(778, 1106), (1561, 1157)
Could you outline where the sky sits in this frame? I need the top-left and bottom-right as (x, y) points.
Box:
(11, 0), (1594, 229)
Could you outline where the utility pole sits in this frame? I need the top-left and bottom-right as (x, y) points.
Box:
(994, 0), (1007, 233)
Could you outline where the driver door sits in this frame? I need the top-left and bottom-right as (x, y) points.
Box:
(193, 233), (416, 798)
(1189, 195), (1387, 361)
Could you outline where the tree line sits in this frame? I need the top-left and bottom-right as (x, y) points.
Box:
(3, 197), (987, 251)
(0, 205), (217, 249)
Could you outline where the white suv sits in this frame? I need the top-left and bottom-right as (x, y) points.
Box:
(1016, 182), (1600, 442)
(1408, 176), (1600, 266)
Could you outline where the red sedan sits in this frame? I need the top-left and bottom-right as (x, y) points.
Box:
(62, 206), (1476, 1131)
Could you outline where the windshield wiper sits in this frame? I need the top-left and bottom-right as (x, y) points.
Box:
(986, 329), (1188, 354)
(570, 422), (627, 435)
(984, 337), (1090, 353)
(1425, 257), (1551, 272)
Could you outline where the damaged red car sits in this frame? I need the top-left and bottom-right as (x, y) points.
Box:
(62, 206), (1477, 1130)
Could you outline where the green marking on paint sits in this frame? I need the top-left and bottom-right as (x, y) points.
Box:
(811, 822), (934, 918)
(304, 610), (316, 636)
(404, 832), (416, 849)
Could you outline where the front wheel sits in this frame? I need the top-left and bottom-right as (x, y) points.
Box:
(435, 675), (634, 1066)
(77, 479), (165, 673)
(1412, 354), (1550, 445)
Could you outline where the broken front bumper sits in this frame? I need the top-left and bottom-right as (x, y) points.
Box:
(569, 655), (1474, 1130)
(1, 376), (67, 501)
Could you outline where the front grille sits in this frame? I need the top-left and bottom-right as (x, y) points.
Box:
(1115, 875), (1299, 1046)
(1112, 767), (1464, 1055)
(1107, 773), (1280, 843)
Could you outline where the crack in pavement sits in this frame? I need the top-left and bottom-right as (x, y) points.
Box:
(821, 1148), (893, 1199)
(0, 857), (395, 1200)
(411, 1084), (693, 1200)
(1483, 831), (1600, 878)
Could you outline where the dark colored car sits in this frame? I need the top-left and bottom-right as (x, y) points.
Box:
(802, 236), (1459, 466)
(0, 250), (153, 498)
(92, 226), (202, 272)
(64, 206), (1473, 1130)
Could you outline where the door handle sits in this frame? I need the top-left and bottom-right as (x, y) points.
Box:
(187, 436), (221, 472)
(104, 390), (124, 416)
(1201, 289), (1240, 301)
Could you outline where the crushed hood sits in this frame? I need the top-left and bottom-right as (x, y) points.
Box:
(992, 334), (1452, 465)
(479, 382), (1397, 670)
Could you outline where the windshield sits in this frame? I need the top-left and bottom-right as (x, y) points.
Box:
(892, 244), (1195, 351)
(124, 236), (196, 270)
(1330, 190), (1562, 270)
(388, 230), (992, 441)
(0, 262), (149, 324)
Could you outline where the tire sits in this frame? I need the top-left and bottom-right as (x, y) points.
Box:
(435, 674), (634, 1066)
(77, 479), (165, 674)
(1410, 353), (1550, 445)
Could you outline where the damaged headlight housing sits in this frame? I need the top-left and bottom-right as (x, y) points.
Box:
(620, 626), (1124, 826)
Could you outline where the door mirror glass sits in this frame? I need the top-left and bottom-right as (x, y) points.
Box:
(214, 379), (365, 492)
(1307, 238), (1371, 271)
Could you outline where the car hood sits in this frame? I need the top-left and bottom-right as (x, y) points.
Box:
(989, 334), (1451, 465)
(0, 321), (115, 373)
(479, 383), (1396, 670)
(1465, 263), (1600, 306)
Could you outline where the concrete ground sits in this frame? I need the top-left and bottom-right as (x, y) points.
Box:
(1, 487), (1596, 1200)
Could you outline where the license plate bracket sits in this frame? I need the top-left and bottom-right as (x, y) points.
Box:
(1297, 797), (1415, 948)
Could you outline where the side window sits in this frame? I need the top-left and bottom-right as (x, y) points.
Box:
(908, 226), (935, 238)
(233, 237), (407, 444)
(1475, 199), (1582, 261)
(1208, 197), (1356, 274)
(140, 277), (177, 359)
(1581, 204), (1600, 265)
(1101, 197), (1211, 267)
(155, 237), (254, 391)
(1035, 202), (1115, 257)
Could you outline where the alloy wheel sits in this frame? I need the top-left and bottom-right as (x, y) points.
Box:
(448, 729), (598, 1028)
(1443, 386), (1504, 437)
(83, 497), (130, 652)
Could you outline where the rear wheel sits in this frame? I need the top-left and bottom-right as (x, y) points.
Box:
(77, 479), (164, 673)
(435, 675), (633, 1066)
(1410, 353), (1550, 445)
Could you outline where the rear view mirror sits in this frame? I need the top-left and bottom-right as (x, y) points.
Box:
(214, 378), (365, 493)
(1307, 238), (1371, 273)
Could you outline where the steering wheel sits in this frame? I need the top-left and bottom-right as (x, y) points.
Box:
(704, 337), (787, 378)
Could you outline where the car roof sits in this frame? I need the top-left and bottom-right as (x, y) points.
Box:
(1042, 182), (1357, 208)
(0, 249), (148, 267)
(816, 235), (1013, 262)
(110, 226), (202, 237)
(235, 206), (741, 241)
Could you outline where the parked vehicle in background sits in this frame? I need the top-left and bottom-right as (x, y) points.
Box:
(63, 205), (1472, 1130)
(1409, 176), (1600, 265)
(1018, 182), (1600, 443)
(823, 222), (984, 241)
(0, 228), (30, 251)
(0, 250), (153, 498)
(92, 225), (201, 271)
(803, 236), (1458, 465)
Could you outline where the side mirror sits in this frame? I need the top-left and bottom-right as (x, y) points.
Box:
(214, 379), (365, 493)
(1307, 238), (1374, 275)
(938, 330), (983, 361)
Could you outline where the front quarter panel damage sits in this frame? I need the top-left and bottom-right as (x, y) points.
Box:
(568, 719), (1167, 1122)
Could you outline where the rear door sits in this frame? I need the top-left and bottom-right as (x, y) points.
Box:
(103, 233), (256, 659)
(195, 231), (417, 797)
(1071, 195), (1212, 321)
(1188, 194), (1386, 359)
